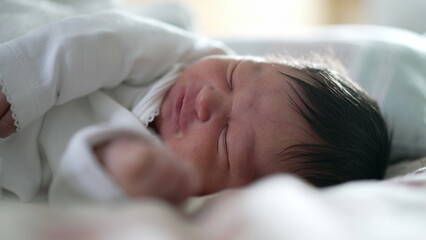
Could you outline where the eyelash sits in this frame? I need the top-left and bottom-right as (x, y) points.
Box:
(223, 125), (229, 157)
(223, 63), (238, 157)
(228, 63), (238, 91)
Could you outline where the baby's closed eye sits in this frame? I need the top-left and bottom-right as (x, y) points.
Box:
(222, 125), (230, 159)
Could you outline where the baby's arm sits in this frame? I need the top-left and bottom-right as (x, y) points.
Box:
(0, 10), (230, 137)
(94, 136), (199, 203)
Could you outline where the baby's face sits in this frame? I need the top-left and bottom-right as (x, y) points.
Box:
(155, 56), (313, 195)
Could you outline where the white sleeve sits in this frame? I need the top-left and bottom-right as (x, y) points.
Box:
(48, 122), (156, 204)
(0, 9), (232, 131)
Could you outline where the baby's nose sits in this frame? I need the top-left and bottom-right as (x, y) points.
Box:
(195, 86), (230, 122)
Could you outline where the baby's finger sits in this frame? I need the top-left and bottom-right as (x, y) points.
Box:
(0, 109), (16, 138)
(163, 167), (197, 203)
(152, 160), (200, 203)
(130, 152), (171, 196)
(104, 140), (156, 191)
(173, 164), (201, 202)
(136, 174), (175, 200)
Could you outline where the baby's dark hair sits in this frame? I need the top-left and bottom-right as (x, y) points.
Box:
(273, 55), (391, 187)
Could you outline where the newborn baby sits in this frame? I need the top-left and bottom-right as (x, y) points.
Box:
(0, 10), (390, 204)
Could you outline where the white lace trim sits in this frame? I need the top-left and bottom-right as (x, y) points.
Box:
(133, 64), (184, 128)
(0, 76), (21, 131)
(142, 108), (160, 127)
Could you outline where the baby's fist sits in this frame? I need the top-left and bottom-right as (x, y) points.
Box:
(94, 136), (199, 204)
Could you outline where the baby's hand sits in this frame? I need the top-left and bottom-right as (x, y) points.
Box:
(94, 136), (199, 204)
(0, 86), (16, 138)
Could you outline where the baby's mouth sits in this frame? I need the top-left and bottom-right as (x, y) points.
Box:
(175, 83), (200, 133)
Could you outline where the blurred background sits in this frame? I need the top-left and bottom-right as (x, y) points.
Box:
(123, 0), (426, 38)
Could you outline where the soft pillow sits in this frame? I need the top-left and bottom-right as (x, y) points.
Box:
(385, 157), (426, 178)
(353, 35), (426, 162)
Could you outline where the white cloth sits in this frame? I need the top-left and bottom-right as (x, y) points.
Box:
(1, 169), (426, 240)
(0, 10), (231, 203)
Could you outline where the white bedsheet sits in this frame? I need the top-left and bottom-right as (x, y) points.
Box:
(1, 164), (425, 240)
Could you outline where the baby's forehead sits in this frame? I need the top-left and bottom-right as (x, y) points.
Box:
(234, 63), (317, 176)
(239, 57), (314, 84)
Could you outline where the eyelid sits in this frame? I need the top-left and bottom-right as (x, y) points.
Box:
(228, 61), (239, 90)
(223, 125), (229, 158)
